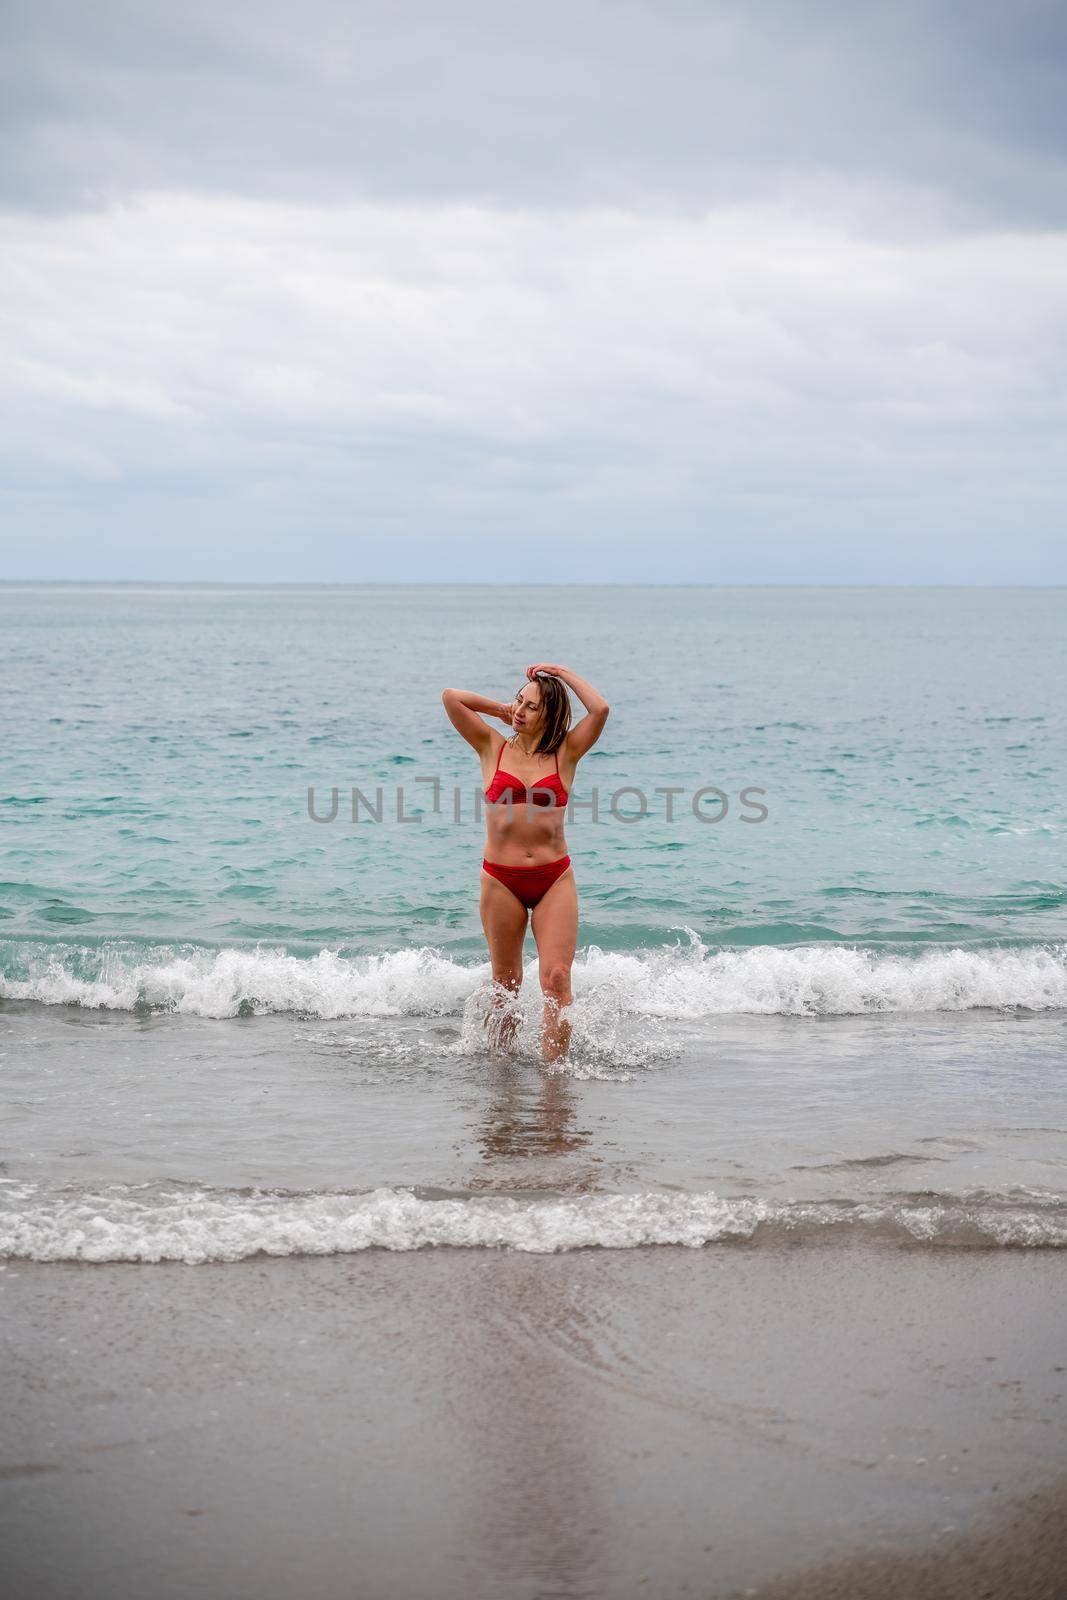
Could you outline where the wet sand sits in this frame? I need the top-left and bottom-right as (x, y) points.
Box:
(2, 1241), (1065, 1599)
(726, 1477), (1067, 1598)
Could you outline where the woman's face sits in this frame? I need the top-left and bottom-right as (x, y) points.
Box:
(512, 682), (544, 734)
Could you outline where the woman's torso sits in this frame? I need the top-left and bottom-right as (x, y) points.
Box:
(480, 734), (576, 864)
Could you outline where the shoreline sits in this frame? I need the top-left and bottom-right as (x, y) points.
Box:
(3, 1240), (1065, 1598)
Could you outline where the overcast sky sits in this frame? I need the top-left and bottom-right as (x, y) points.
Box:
(2, 0), (1066, 582)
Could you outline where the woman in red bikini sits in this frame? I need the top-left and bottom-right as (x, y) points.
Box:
(441, 664), (610, 1061)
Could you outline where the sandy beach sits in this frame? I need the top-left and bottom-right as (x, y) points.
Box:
(3, 1240), (1065, 1599)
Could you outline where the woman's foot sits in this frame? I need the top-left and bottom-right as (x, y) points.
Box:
(485, 979), (522, 1051)
(541, 995), (571, 1062)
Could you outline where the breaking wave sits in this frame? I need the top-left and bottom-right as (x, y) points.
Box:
(2, 1180), (1065, 1263)
(2, 934), (1066, 1018)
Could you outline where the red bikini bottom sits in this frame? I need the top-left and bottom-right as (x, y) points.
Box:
(481, 855), (572, 909)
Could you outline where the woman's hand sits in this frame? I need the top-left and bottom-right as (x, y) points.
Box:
(497, 701), (516, 725)
(527, 662), (566, 680)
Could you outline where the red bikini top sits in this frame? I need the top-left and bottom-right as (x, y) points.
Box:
(484, 739), (569, 808)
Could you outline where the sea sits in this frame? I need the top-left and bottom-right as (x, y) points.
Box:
(2, 583), (1066, 1262)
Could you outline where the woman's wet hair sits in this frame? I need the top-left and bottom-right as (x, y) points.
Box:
(518, 673), (571, 756)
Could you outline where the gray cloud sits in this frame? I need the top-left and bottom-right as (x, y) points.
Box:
(2, 0), (1066, 581)
(3, 0), (1067, 226)
(2, 193), (1065, 580)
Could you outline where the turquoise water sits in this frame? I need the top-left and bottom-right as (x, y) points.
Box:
(2, 584), (1066, 1260)
(3, 583), (1066, 959)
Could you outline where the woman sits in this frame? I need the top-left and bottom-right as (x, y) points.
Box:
(441, 664), (610, 1061)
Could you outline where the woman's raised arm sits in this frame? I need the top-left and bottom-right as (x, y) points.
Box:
(441, 688), (513, 754)
(526, 664), (610, 759)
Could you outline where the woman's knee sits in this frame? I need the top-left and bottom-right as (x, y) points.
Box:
(492, 967), (523, 993)
(539, 961), (572, 1001)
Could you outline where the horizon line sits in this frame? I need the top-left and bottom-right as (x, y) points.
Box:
(2, 580), (1066, 591)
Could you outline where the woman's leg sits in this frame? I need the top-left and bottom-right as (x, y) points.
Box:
(479, 870), (529, 1049)
(530, 867), (577, 1062)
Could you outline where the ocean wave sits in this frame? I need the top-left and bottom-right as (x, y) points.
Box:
(1, 1180), (1064, 1263)
(1, 935), (1066, 1019)
(2, 934), (1067, 1017)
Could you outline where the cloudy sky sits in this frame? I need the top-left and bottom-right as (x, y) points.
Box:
(2, 0), (1066, 582)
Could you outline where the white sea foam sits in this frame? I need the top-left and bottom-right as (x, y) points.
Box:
(0, 942), (476, 1018)
(2, 935), (1066, 1019)
(1, 1181), (1064, 1263)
